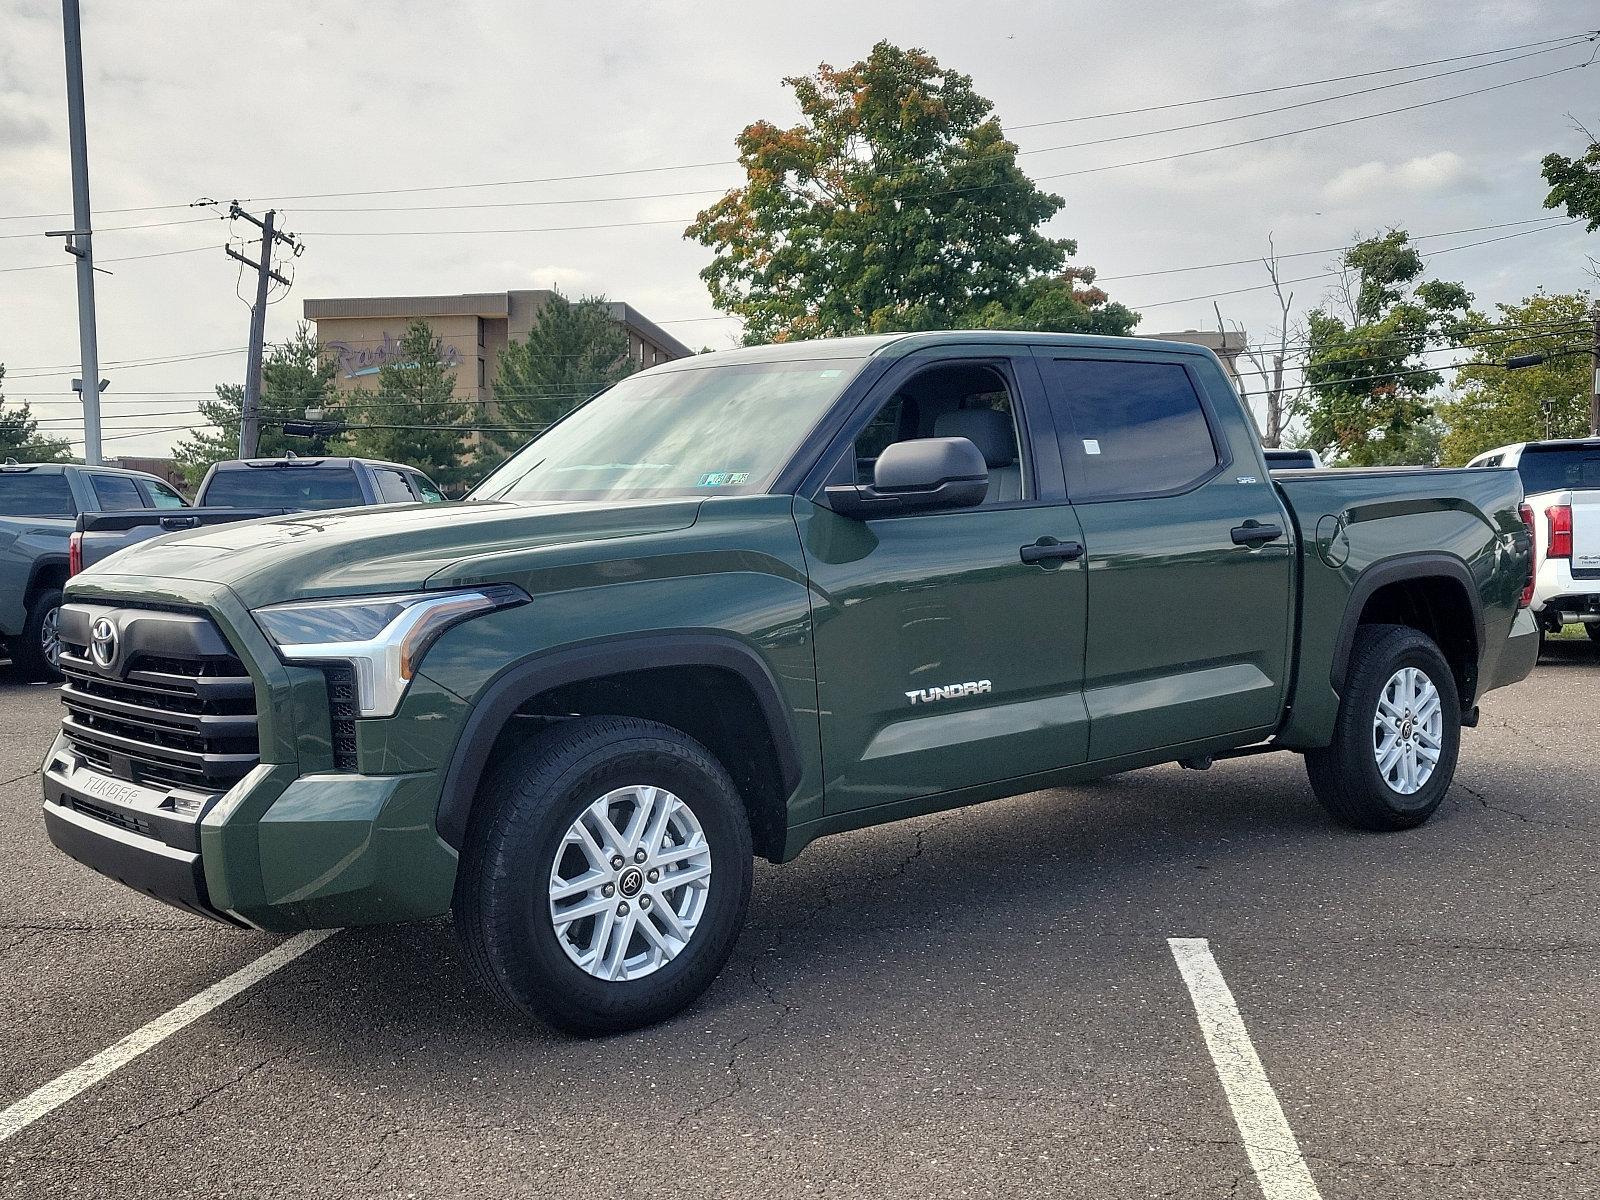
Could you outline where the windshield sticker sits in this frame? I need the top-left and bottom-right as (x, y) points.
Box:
(818, 369), (843, 378)
(1082, 439), (1101, 456)
(698, 471), (751, 487)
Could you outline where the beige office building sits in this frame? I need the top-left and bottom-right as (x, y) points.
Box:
(303, 290), (694, 407)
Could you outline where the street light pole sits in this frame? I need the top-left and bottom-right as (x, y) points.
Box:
(58, 0), (102, 465)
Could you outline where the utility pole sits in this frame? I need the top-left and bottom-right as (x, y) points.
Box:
(47, 0), (102, 464)
(225, 203), (299, 457)
(1590, 299), (1600, 438)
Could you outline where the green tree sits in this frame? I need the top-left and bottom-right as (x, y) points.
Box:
(344, 320), (472, 490)
(172, 323), (341, 487)
(0, 364), (73, 462)
(1542, 126), (1600, 230)
(1437, 292), (1594, 464)
(686, 41), (1135, 342)
(489, 293), (635, 454)
(1302, 230), (1472, 466)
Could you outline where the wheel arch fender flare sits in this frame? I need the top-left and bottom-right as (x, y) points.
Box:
(1329, 552), (1483, 695)
(435, 632), (805, 850)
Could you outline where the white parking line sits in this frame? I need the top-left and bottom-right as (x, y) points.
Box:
(0, 929), (336, 1143)
(1168, 937), (1323, 1200)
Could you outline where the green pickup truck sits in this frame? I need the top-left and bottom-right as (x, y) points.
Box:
(43, 332), (1538, 1033)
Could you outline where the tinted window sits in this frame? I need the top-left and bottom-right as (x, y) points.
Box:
(373, 468), (416, 503)
(1044, 359), (1219, 499)
(90, 474), (144, 511)
(139, 479), (188, 508)
(0, 472), (76, 517)
(203, 466), (364, 511)
(1517, 446), (1600, 494)
(411, 474), (446, 502)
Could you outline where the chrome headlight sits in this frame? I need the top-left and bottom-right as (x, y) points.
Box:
(253, 586), (527, 717)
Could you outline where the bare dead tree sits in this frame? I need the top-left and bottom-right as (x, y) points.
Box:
(1221, 236), (1305, 448)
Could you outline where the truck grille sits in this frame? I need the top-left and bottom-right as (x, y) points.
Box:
(57, 605), (260, 794)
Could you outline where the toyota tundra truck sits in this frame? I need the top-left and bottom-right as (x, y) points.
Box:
(43, 331), (1539, 1034)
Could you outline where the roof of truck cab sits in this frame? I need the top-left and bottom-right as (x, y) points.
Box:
(644, 330), (1226, 371)
(215, 456), (418, 472)
(0, 462), (169, 482)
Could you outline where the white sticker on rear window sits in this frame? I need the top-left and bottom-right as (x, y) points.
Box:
(1083, 439), (1101, 455)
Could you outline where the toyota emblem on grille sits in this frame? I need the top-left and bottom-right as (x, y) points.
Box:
(90, 617), (119, 668)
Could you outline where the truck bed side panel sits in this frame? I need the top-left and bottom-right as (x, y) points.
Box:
(1273, 466), (1528, 749)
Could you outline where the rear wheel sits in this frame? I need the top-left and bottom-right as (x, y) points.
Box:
(12, 589), (63, 681)
(453, 716), (753, 1034)
(1305, 624), (1460, 831)
(1585, 623), (1600, 644)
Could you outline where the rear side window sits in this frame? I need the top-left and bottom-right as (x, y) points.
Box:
(0, 472), (76, 517)
(372, 468), (417, 504)
(203, 466), (364, 511)
(1043, 359), (1220, 499)
(90, 474), (144, 511)
(1516, 447), (1600, 494)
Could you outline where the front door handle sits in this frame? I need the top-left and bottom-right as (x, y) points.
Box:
(1231, 520), (1283, 547)
(1020, 537), (1085, 565)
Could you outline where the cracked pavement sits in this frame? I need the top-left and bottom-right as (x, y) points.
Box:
(1, 641), (1598, 1198)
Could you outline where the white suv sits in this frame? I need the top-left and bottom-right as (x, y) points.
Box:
(1468, 439), (1600, 639)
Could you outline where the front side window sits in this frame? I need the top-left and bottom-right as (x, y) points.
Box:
(0, 472), (76, 517)
(1044, 359), (1219, 500)
(139, 479), (188, 508)
(373, 468), (417, 503)
(843, 361), (1027, 505)
(90, 474), (144, 511)
(411, 474), (446, 502)
(471, 358), (865, 503)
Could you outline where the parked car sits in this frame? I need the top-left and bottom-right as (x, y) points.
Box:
(0, 460), (189, 678)
(72, 455), (449, 576)
(1467, 439), (1600, 640)
(43, 331), (1537, 1034)
(1263, 447), (1324, 469)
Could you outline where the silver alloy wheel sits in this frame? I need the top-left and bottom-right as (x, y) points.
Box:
(1372, 666), (1443, 796)
(40, 605), (61, 668)
(548, 785), (712, 982)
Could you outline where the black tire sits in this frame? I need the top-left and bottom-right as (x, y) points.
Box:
(453, 716), (753, 1035)
(1585, 623), (1600, 644)
(1305, 624), (1460, 832)
(12, 589), (63, 681)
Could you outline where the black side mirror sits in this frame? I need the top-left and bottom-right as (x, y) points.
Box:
(824, 436), (989, 520)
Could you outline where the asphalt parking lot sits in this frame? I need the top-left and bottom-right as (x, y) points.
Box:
(1, 645), (1597, 1200)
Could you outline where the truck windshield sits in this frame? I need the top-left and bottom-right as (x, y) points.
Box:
(1516, 446), (1600, 495)
(204, 466), (363, 511)
(470, 358), (864, 502)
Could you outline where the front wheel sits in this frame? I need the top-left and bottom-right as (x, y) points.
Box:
(453, 716), (753, 1035)
(1305, 624), (1461, 831)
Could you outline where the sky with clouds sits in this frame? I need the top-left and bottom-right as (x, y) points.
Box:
(0, 0), (1595, 459)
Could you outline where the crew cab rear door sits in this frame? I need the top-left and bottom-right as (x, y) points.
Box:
(1033, 347), (1294, 760)
(796, 345), (1091, 815)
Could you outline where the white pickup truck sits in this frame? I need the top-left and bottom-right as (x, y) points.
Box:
(1469, 439), (1600, 640)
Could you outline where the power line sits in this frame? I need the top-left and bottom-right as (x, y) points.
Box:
(0, 244), (217, 274)
(1008, 33), (1595, 129)
(1033, 52), (1598, 183)
(1023, 37), (1593, 157)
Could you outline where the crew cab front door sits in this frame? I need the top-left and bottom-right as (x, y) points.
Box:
(1034, 348), (1294, 761)
(795, 348), (1091, 816)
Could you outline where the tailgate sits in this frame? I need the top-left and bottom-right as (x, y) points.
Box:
(1569, 491), (1600, 576)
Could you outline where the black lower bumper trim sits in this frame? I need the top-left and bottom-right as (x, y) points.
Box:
(42, 802), (240, 925)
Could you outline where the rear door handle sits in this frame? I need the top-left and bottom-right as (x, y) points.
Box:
(1020, 537), (1085, 565)
(1231, 520), (1283, 546)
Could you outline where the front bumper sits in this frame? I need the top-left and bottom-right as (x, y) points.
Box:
(41, 575), (462, 931)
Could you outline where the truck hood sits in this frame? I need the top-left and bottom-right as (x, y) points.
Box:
(83, 498), (704, 608)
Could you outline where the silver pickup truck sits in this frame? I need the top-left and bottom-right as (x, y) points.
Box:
(0, 461), (189, 678)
